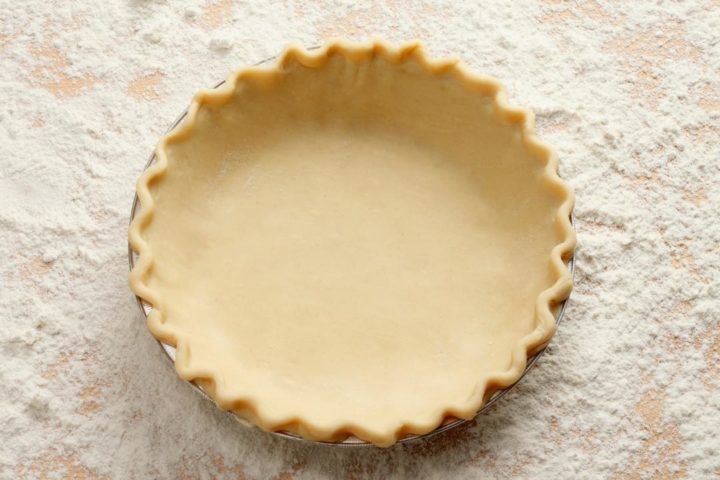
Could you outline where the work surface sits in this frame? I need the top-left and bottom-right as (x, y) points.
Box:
(2, 1), (719, 478)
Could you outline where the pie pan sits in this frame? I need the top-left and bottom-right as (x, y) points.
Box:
(128, 40), (576, 447)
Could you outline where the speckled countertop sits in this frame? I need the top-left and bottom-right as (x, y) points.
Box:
(2, 1), (719, 479)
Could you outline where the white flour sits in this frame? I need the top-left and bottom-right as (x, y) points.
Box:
(1, 1), (719, 478)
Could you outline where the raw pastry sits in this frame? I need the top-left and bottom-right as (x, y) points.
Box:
(129, 40), (575, 447)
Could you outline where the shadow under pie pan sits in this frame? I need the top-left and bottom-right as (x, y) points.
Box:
(128, 40), (576, 447)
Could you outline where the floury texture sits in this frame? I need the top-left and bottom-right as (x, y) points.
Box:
(1, 1), (719, 478)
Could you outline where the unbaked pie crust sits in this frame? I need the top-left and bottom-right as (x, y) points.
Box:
(129, 40), (575, 447)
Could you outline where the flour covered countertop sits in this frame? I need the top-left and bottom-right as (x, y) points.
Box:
(1, 1), (719, 478)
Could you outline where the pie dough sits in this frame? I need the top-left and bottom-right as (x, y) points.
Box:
(129, 40), (575, 447)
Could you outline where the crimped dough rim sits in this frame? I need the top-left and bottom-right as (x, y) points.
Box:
(128, 39), (576, 447)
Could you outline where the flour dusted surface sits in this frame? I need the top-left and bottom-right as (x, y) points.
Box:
(1, 1), (719, 478)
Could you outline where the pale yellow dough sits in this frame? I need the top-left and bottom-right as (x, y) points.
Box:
(129, 41), (575, 446)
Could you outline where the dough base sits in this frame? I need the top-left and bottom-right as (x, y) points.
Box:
(129, 41), (575, 446)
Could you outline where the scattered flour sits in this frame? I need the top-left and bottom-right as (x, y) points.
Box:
(0, 0), (718, 479)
